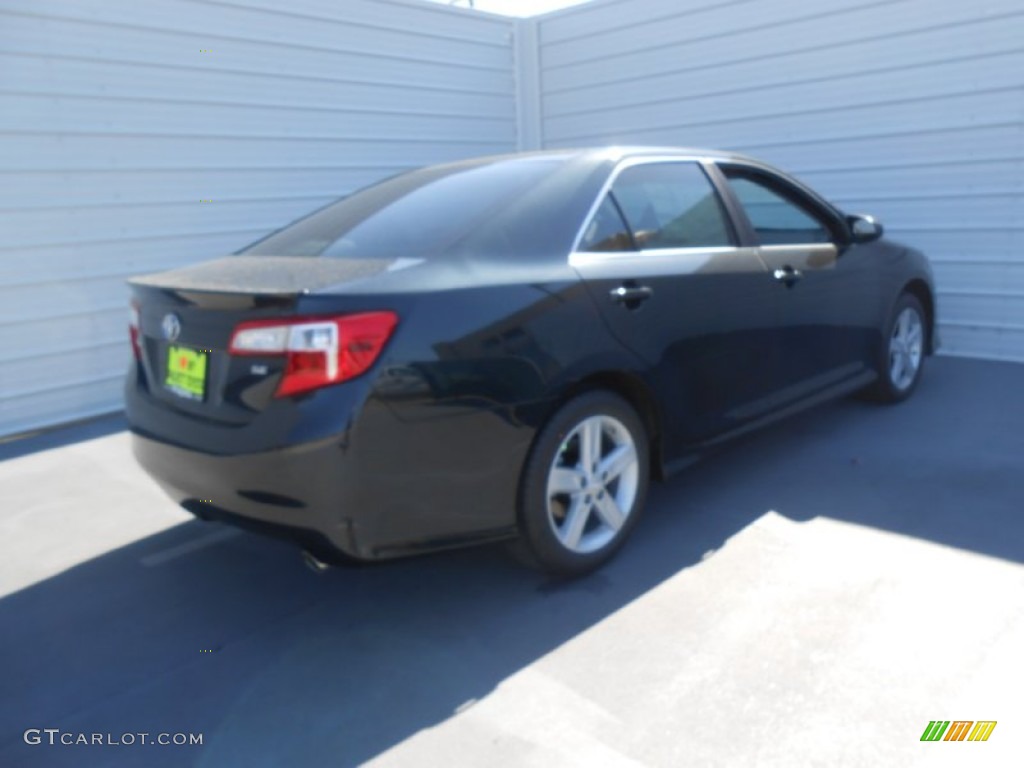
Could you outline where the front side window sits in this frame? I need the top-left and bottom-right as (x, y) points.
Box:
(723, 170), (834, 245)
(610, 162), (734, 249)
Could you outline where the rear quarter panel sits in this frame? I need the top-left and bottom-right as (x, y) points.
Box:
(353, 273), (645, 550)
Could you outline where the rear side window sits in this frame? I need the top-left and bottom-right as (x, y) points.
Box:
(579, 196), (634, 251)
(723, 171), (834, 245)
(610, 163), (734, 249)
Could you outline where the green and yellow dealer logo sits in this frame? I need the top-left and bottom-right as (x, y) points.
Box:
(920, 720), (997, 742)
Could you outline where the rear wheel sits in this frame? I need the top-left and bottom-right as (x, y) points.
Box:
(512, 391), (649, 576)
(865, 293), (927, 403)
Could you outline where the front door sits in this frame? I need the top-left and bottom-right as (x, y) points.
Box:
(718, 165), (880, 404)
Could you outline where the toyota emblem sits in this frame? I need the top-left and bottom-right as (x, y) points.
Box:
(161, 313), (181, 342)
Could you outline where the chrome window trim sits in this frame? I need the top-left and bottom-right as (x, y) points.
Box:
(759, 243), (837, 253)
(570, 245), (742, 267)
(568, 154), (726, 258)
(759, 242), (840, 269)
(570, 245), (764, 279)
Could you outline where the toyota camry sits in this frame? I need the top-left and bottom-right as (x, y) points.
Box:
(126, 147), (937, 575)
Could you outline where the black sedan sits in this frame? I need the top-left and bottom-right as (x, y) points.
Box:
(126, 147), (937, 575)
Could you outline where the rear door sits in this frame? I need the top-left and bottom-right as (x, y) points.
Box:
(717, 164), (880, 402)
(571, 159), (784, 452)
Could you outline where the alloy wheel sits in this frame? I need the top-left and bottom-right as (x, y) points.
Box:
(889, 306), (924, 391)
(545, 414), (639, 554)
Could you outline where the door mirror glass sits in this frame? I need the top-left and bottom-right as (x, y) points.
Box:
(848, 214), (883, 243)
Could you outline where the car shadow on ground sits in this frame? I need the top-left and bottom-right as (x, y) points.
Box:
(1, 357), (1021, 766)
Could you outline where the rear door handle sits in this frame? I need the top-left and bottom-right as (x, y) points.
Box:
(609, 285), (653, 305)
(773, 266), (802, 287)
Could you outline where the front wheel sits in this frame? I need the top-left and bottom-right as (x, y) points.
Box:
(865, 293), (927, 403)
(512, 391), (649, 576)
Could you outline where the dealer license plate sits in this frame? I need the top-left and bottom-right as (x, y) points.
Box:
(164, 344), (207, 401)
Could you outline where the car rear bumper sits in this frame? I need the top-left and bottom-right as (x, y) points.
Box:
(130, 397), (539, 561)
(132, 432), (367, 555)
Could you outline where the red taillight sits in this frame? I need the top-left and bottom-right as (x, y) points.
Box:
(129, 300), (142, 360)
(229, 312), (398, 397)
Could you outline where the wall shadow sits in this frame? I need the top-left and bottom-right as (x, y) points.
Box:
(0, 413), (126, 462)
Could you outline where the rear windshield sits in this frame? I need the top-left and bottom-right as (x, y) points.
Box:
(241, 156), (571, 261)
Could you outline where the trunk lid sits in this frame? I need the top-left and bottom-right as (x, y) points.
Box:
(129, 255), (397, 295)
(128, 256), (400, 423)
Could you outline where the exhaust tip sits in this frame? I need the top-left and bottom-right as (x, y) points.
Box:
(302, 549), (331, 574)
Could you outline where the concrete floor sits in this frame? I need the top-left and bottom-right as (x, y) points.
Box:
(1, 356), (1022, 767)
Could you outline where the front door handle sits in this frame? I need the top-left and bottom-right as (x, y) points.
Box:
(609, 284), (653, 307)
(773, 265), (802, 287)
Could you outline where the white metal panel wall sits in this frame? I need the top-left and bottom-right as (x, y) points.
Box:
(537, 0), (1024, 362)
(0, 0), (516, 437)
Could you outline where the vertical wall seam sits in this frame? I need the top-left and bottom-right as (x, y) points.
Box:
(512, 18), (543, 151)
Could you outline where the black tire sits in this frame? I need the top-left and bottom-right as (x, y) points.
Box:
(863, 292), (927, 403)
(511, 391), (650, 576)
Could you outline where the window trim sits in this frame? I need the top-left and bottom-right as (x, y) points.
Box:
(607, 192), (638, 251)
(569, 245), (759, 274)
(570, 155), (740, 256)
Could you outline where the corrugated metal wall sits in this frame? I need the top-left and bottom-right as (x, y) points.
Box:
(0, 0), (516, 437)
(3, 0), (1023, 437)
(537, 0), (1024, 363)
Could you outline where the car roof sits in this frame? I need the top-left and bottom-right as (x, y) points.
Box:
(574, 145), (758, 163)
(431, 146), (763, 173)
(475, 145), (762, 166)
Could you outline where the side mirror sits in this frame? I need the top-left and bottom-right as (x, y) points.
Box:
(847, 213), (884, 243)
